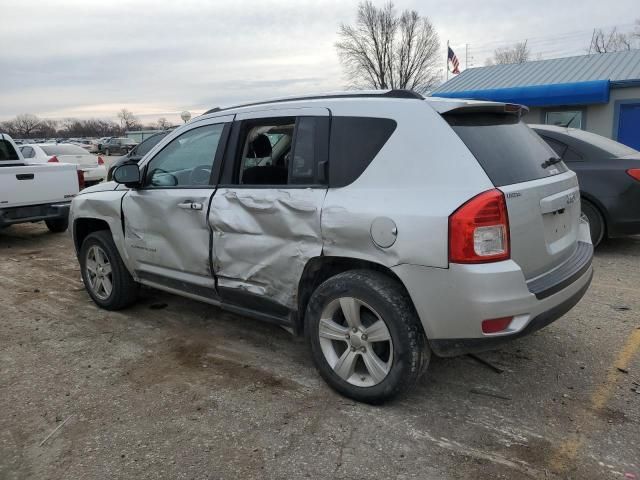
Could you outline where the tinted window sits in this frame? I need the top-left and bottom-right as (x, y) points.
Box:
(568, 129), (638, 157)
(0, 139), (20, 161)
(445, 113), (568, 187)
(290, 116), (327, 184)
(329, 117), (397, 187)
(134, 133), (166, 157)
(540, 136), (568, 158)
(41, 144), (87, 155)
(564, 147), (583, 162)
(145, 124), (223, 187)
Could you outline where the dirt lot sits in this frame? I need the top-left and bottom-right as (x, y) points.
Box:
(1, 223), (638, 480)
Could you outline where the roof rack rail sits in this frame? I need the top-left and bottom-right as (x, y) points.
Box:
(203, 89), (424, 115)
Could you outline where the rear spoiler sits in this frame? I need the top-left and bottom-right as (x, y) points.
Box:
(442, 103), (529, 119)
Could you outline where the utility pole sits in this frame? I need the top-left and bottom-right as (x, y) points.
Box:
(465, 43), (469, 69)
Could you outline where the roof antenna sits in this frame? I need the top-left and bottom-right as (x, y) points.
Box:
(559, 111), (579, 128)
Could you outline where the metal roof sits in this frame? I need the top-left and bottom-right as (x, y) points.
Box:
(432, 50), (640, 93)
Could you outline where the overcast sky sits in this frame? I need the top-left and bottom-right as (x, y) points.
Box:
(1, 0), (638, 124)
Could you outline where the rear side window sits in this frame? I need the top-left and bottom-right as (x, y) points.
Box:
(0, 139), (20, 161)
(445, 113), (568, 187)
(329, 117), (397, 187)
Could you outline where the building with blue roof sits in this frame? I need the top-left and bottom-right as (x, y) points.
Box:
(432, 50), (640, 149)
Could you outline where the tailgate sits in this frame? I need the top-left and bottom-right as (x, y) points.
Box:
(444, 107), (587, 279)
(500, 171), (582, 279)
(0, 164), (79, 208)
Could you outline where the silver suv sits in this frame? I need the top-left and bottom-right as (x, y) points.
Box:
(70, 90), (593, 403)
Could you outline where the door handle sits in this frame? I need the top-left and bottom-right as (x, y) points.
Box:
(177, 201), (203, 210)
(16, 173), (35, 180)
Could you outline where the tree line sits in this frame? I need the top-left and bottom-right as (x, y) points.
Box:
(1, 109), (174, 139)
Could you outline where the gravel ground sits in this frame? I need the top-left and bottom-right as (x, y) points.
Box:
(1, 223), (638, 480)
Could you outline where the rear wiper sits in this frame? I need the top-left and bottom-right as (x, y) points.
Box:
(541, 157), (562, 169)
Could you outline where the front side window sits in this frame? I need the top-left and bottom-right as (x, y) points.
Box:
(545, 111), (582, 129)
(145, 124), (224, 187)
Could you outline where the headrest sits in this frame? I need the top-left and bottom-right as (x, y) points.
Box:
(249, 134), (272, 158)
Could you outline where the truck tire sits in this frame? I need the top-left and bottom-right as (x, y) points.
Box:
(305, 270), (429, 404)
(45, 217), (68, 233)
(80, 230), (138, 310)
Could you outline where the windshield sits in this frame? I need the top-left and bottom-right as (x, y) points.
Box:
(568, 129), (638, 157)
(444, 112), (568, 187)
(41, 144), (88, 155)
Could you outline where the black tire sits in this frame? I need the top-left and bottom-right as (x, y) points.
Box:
(45, 217), (68, 233)
(79, 230), (138, 310)
(582, 199), (605, 247)
(305, 270), (429, 404)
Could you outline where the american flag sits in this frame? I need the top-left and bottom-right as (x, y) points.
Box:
(448, 46), (461, 74)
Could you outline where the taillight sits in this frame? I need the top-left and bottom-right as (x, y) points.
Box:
(97, 156), (104, 165)
(77, 170), (85, 190)
(48, 155), (59, 163)
(449, 189), (510, 263)
(627, 168), (640, 182)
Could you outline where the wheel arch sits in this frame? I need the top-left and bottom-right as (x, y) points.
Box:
(295, 255), (418, 336)
(73, 217), (111, 254)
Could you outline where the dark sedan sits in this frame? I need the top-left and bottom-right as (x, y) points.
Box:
(107, 131), (170, 180)
(532, 125), (640, 245)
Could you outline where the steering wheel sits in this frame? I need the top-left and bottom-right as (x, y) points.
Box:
(189, 165), (212, 185)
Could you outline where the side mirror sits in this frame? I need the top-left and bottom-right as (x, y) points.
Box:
(113, 163), (141, 188)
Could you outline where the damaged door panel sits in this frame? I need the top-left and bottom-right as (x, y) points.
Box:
(210, 108), (330, 309)
(122, 119), (231, 292)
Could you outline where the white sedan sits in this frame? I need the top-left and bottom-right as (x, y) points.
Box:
(19, 143), (107, 186)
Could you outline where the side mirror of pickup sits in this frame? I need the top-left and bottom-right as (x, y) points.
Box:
(113, 163), (141, 188)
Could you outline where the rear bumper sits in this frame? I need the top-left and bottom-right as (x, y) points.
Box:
(392, 242), (593, 357)
(0, 202), (70, 227)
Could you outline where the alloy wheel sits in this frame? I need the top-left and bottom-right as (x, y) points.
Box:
(85, 245), (113, 300)
(318, 297), (394, 387)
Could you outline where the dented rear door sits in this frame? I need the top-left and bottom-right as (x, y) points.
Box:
(209, 108), (330, 309)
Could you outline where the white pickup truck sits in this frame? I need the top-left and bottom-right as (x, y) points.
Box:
(0, 133), (81, 232)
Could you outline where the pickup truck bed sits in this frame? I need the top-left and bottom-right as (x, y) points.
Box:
(1, 134), (80, 232)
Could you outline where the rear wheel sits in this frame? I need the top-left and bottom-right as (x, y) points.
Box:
(582, 199), (605, 247)
(306, 270), (429, 404)
(80, 230), (138, 310)
(45, 217), (68, 233)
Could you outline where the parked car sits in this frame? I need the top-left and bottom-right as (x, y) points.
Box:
(74, 139), (93, 152)
(106, 131), (170, 180)
(70, 90), (593, 403)
(532, 125), (640, 246)
(1, 133), (81, 232)
(102, 137), (137, 156)
(19, 143), (107, 187)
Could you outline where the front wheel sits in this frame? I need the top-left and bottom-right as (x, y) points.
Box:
(80, 230), (138, 310)
(45, 217), (68, 233)
(306, 270), (429, 404)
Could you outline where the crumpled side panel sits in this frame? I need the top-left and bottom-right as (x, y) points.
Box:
(209, 188), (325, 308)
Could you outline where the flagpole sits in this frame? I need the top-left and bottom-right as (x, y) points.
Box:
(446, 40), (449, 82)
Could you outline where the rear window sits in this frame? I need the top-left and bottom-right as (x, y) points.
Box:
(445, 112), (568, 187)
(41, 144), (88, 155)
(0, 139), (20, 161)
(568, 129), (638, 157)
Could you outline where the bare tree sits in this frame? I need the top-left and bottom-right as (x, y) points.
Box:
(11, 114), (42, 138)
(156, 117), (171, 130)
(589, 26), (637, 53)
(336, 1), (440, 93)
(117, 108), (139, 131)
(486, 41), (530, 66)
